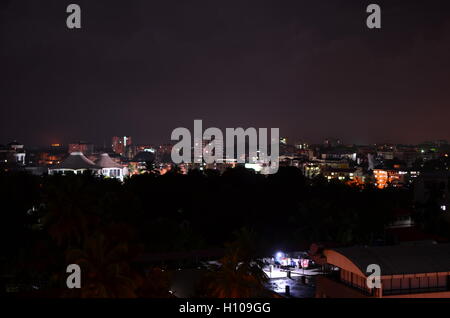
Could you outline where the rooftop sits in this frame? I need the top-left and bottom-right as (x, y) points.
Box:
(95, 153), (123, 168)
(51, 152), (100, 170)
(332, 243), (450, 276)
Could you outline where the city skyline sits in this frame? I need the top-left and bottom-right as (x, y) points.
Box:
(1, 134), (450, 150)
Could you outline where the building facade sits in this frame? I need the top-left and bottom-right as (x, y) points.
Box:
(314, 244), (450, 298)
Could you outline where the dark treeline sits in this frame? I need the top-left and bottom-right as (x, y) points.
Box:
(0, 166), (436, 297)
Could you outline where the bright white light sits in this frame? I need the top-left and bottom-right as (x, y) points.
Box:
(441, 205), (447, 211)
(245, 163), (263, 172)
(276, 252), (283, 258)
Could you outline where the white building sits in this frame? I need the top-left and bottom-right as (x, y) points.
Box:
(0, 141), (26, 165)
(95, 153), (128, 181)
(49, 152), (100, 175)
(48, 152), (128, 181)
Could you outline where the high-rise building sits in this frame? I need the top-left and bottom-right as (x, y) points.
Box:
(68, 141), (94, 156)
(112, 136), (132, 156)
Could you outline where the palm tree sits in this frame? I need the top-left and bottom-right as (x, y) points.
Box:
(201, 228), (269, 298)
(63, 233), (140, 298)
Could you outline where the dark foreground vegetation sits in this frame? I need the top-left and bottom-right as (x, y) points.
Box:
(0, 166), (447, 297)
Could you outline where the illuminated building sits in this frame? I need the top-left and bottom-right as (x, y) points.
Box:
(68, 141), (94, 156)
(0, 141), (26, 166)
(49, 152), (100, 175)
(303, 163), (320, 179)
(377, 150), (395, 160)
(95, 153), (128, 181)
(302, 158), (352, 179)
(124, 145), (138, 159)
(315, 159), (350, 169)
(314, 244), (450, 298)
(32, 143), (67, 166)
(373, 169), (388, 189)
(321, 149), (357, 162)
(48, 152), (128, 181)
(112, 136), (132, 156)
(136, 145), (156, 153)
(373, 169), (411, 189)
(295, 142), (309, 150)
(302, 159), (353, 179)
(9, 141), (26, 165)
(322, 168), (361, 182)
(37, 152), (64, 166)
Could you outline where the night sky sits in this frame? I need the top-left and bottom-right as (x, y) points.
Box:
(1, 0), (450, 147)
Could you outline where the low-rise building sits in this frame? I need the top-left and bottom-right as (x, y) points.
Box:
(322, 167), (358, 182)
(315, 244), (450, 298)
(48, 152), (100, 175)
(95, 153), (128, 181)
(49, 152), (128, 181)
(0, 141), (26, 167)
(373, 168), (411, 189)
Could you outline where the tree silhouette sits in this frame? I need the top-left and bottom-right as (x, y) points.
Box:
(63, 233), (140, 298)
(200, 228), (269, 298)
